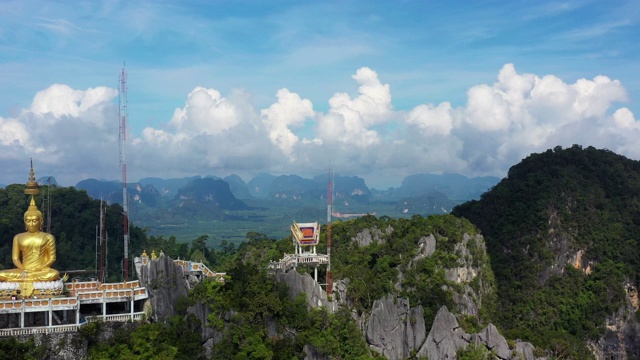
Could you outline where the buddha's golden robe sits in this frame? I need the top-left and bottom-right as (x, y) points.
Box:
(0, 231), (59, 282)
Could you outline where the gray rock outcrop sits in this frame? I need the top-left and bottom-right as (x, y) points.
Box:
(414, 306), (541, 360)
(444, 233), (494, 317)
(354, 227), (388, 247)
(478, 323), (511, 359)
(29, 332), (88, 360)
(417, 306), (468, 359)
(12, 321), (139, 360)
(136, 254), (190, 321)
(588, 296), (640, 360)
(365, 295), (426, 360)
(416, 234), (437, 259)
(514, 340), (536, 360)
(332, 278), (350, 308)
(275, 270), (335, 311)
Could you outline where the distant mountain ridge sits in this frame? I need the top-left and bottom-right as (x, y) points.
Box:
(175, 177), (248, 211)
(0, 172), (499, 237)
(395, 173), (499, 201)
(69, 172), (498, 214)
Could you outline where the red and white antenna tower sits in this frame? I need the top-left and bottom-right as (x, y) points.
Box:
(326, 166), (333, 296)
(119, 64), (130, 281)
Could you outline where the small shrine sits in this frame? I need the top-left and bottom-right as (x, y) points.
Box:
(291, 221), (320, 256)
(269, 221), (329, 285)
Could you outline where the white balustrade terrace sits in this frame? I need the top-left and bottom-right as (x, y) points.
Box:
(0, 324), (82, 337)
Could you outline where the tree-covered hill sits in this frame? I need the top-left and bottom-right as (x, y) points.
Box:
(453, 145), (640, 356)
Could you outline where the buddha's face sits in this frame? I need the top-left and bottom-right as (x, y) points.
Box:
(25, 214), (42, 233)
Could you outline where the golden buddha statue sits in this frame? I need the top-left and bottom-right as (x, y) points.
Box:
(0, 163), (59, 286)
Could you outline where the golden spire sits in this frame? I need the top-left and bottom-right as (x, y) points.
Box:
(27, 196), (39, 213)
(24, 159), (40, 197)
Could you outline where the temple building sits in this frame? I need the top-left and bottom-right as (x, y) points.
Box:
(269, 221), (329, 285)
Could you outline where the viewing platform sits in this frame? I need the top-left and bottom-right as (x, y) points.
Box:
(268, 253), (329, 273)
(0, 279), (149, 337)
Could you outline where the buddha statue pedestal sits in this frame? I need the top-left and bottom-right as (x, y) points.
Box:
(0, 280), (65, 299)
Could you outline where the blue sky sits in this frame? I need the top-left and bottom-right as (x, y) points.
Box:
(1, 0), (638, 189)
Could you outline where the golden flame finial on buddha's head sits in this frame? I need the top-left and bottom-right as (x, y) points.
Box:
(25, 158), (40, 197)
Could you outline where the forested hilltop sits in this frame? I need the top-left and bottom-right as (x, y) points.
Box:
(83, 214), (499, 359)
(453, 145), (640, 358)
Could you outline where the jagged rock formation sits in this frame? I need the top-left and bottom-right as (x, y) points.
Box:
(443, 233), (494, 317)
(365, 295), (426, 360)
(135, 254), (190, 322)
(275, 270), (335, 311)
(588, 296), (640, 360)
(353, 226), (391, 247)
(360, 298), (542, 360)
(416, 306), (540, 360)
(332, 278), (351, 308)
(14, 332), (88, 360)
(416, 234), (437, 258)
(10, 322), (139, 360)
(286, 225), (500, 359)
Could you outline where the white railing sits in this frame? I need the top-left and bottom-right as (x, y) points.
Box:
(0, 312), (147, 337)
(268, 253), (329, 271)
(76, 287), (148, 304)
(86, 311), (146, 323)
(0, 297), (80, 314)
(66, 280), (142, 294)
(0, 324), (82, 337)
(173, 260), (226, 280)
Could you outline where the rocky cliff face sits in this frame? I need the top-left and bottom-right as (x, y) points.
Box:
(15, 332), (88, 360)
(279, 225), (502, 360)
(364, 295), (426, 360)
(588, 283), (640, 360)
(135, 254), (190, 322)
(417, 306), (542, 360)
(11, 322), (139, 360)
(442, 233), (495, 318)
(360, 298), (544, 360)
(275, 270), (336, 311)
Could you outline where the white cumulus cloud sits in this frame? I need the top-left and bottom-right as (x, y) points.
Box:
(261, 88), (315, 157)
(0, 64), (638, 188)
(316, 67), (392, 148)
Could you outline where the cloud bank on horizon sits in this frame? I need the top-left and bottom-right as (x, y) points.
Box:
(0, 1), (638, 188)
(1, 64), (637, 188)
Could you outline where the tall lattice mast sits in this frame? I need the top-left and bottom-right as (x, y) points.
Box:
(119, 65), (130, 281)
(326, 166), (333, 296)
(99, 199), (107, 282)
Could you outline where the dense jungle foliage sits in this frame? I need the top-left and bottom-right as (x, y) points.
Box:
(83, 214), (491, 359)
(453, 145), (640, 357)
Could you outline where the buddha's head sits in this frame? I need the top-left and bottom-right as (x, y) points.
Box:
(24, 196), (43, 233)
